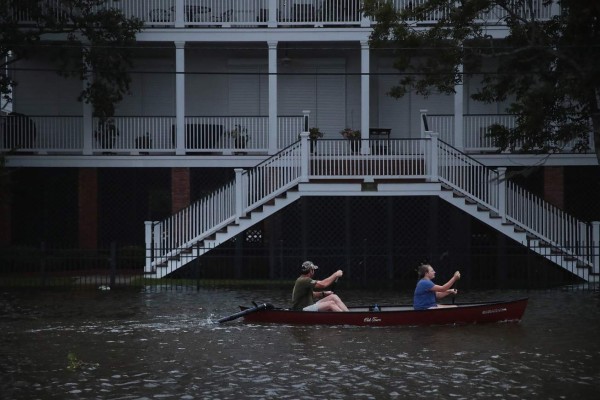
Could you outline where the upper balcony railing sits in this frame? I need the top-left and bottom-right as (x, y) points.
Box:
(427, 113), (593, 154)
(2, 112), (590, 156)
(0, 114), (304, 155)
(11, 0), (559, 29)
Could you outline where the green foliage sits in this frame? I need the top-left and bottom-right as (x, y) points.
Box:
(363, 0), (600, 159)
(340, 127), (360, 139)
(66, 351), (98, 371)
(66, 352), (83, 371)
(0, 0), (143, 119)
(309, 127), (323, 139)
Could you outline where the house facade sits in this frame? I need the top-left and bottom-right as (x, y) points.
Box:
(1, 0), (599, 283)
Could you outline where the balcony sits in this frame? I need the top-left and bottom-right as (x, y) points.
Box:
(0, 114), (304, 156)
(3, 113), (592, 159)
(427, 113), (594, 155)
(11, 0), (559, 30)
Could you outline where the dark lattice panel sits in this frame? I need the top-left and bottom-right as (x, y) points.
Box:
(565, 166), (600, 221)
(244, 229), (263, 243)
(274, 196), (462, 284)
(190, 168), (235, 200)
(98, 168), (170, 247)
(10, 168), (78, 246)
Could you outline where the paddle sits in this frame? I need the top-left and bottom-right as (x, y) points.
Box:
(452, 284), (458, 305)
(217, 302), (274, 323)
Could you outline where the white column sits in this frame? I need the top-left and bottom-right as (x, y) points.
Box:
(498, 167), (507, 223)
(175, 41), (186, 155)
(268, 41), (278, 155)
(360, 40), (370, 155)
(453, 63), (464, 149)
(268, 0), (277, 27)
(174, 0), (184, 28)
(360, 3), (370, 27)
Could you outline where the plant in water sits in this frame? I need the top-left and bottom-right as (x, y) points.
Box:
(67, 352), (83, 371)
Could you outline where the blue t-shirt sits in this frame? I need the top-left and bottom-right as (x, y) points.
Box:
(413, 279), (436, 310)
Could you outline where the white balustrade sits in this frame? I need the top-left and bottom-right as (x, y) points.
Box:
(0, 115), (302, 154)
(9, 1), (560, 27)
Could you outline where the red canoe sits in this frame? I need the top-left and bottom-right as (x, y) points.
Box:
(236, 298), (528, 326)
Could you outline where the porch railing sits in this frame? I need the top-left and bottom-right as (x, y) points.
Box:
(0, 115), (83, 153)
(427, 113), (594, 153)
(0, 114), (304, 154)
(11, 0), (560, 28)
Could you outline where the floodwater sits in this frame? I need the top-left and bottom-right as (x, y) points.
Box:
(1, 286), (599, 400)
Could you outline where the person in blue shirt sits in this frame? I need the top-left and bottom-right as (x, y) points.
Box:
(413, 264), (460, 310)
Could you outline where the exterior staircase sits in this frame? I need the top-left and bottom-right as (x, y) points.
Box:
(144, 133), (600, 282)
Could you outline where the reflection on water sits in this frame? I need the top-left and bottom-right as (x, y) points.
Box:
(1, 287), (599, 399)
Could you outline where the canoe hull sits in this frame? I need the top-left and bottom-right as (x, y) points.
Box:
(240, 298), (528, 326)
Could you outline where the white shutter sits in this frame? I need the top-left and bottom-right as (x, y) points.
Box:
(378, 69), (452, 138)
(315, 66), (345, 138)
(278, 64), (346, 137)
(228, 66), (261, 115)
(279, 64), (316, 115)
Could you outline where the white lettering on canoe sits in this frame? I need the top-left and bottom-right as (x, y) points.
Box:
(364, 317), (382, 323)
(482, 308), (507, 315)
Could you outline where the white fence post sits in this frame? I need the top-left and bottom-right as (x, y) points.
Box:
(426, 131), (438, 182)
(300, 132), (309, 182)
(144, 221), (154, 273)
(174, 0), (184, 27)
(592, 221), (600, 274)
(498, 167), (507, 222)
(235, 168), (245, 222)
(302, 110), (310, 132)
(420, 109), (428, 137)
(268, 0), (277, 27)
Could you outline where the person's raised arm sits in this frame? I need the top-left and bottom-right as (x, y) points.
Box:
(431, 271), (460, 292)
(315, 270), (343, 290)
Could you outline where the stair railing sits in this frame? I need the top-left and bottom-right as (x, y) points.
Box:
(145, 138), (306, 272)
(434, 134), (598, 272)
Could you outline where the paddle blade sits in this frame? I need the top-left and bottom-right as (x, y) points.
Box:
(217, 303), (273, 323)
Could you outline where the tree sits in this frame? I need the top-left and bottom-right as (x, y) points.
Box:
(363, 0), (600, 162)
(0, 0), (143, 120)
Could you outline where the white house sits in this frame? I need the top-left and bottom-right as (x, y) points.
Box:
(1, 0), (598, 284)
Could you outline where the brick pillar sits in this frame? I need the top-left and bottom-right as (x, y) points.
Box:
(544, 166), (564, 209)
(78, 168), (98, 249)
(0, 173), (11, 245)
(171, 167), (190, 213)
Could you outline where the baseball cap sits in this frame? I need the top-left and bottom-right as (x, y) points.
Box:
(301, 261), (318, 273)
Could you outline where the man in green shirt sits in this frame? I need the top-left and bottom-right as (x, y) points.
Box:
(291, 261), (349, 311)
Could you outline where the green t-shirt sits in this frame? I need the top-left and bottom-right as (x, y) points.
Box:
(292, 276), (317, 310)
